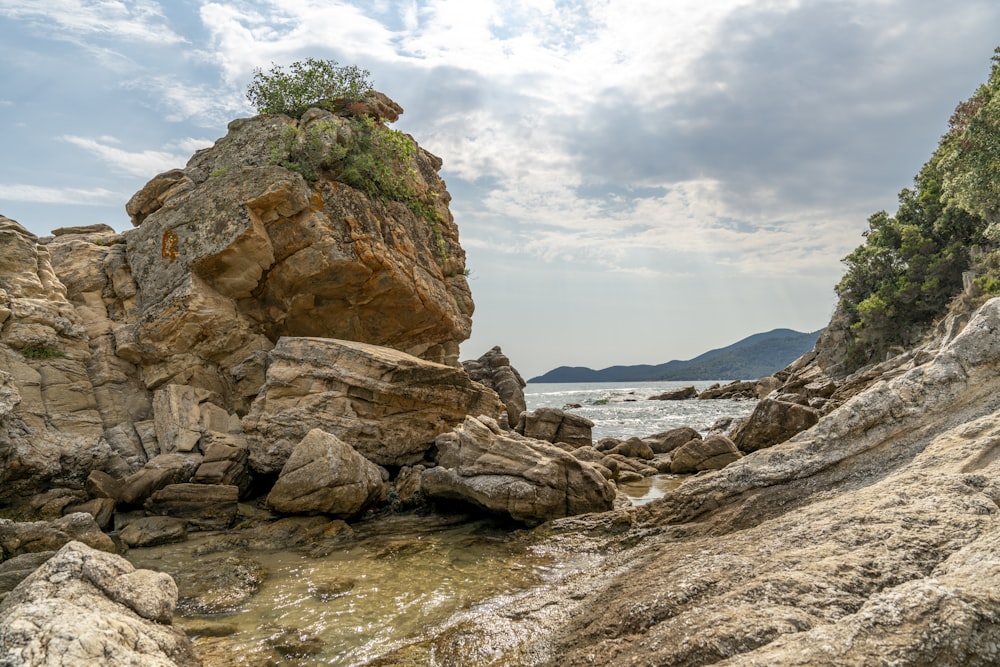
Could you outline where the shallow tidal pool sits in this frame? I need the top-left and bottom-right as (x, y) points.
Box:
(126, 511), (600, 666)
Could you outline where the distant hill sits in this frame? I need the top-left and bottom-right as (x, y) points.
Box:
(528, 328), (823, 383)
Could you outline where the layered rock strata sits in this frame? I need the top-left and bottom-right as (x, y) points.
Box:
(385, 296), (1000, 665)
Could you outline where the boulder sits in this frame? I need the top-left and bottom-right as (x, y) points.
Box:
(191, 436), (251, 496)
(119, 516), (188, 548)
(670, 434), (743, 473)
(0, 513), (116, 560)
(266, 429), (385, 517)
(62, 498), (116, 530)
(732, 397), (821, 452)
(643, 427), (702, 454)
(421, 416), (615, 525)
(462, 345), (527, 423)
(607, 437), (655, 460)
(516, 407), (594, 449)
(0, 541), (197, 665)
(648, 386), (697, 401)
(243, 337), (504, 472)
(144, 483), (239, 531)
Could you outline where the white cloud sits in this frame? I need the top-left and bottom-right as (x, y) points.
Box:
(61, 134), (212, 178)
(0, 184), (119, 205)
(0, 0), (186, 44)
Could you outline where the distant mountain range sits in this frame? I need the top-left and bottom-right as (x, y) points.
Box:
(528, 328), (823, 383)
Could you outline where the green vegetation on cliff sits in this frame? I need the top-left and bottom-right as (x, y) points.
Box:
(836, 47), (1000, 368)
(248, 58), (447, 262)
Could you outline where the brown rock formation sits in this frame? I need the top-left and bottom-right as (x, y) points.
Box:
(266, 429), (385, 517)
(242, 337), (504, 472)
(516, 407), (594, 449)
(422, 416), (615, 525)
(462, 345), (527, 424)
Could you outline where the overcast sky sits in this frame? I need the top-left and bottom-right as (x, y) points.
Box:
(2, 1), (999, 378)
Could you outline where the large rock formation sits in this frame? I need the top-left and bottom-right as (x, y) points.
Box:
(242, 337), (504, 471)
(384, 296), (1000, 665)
(0, 218), (130, 501)
(422, 416), (615, 525)
(0, 92), (490, 514)
(462, 346), (527, 423)
(0, 540), (196, 666)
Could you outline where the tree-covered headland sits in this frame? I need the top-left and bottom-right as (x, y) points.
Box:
(836, 47), (1000, 369)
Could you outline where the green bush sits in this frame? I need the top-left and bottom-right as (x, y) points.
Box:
(246, 59), (372, 118)
(268, 115), (447, 263)
(20, 345), (65, 360)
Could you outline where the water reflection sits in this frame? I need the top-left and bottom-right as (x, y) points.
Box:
(618, 474), (683, 505)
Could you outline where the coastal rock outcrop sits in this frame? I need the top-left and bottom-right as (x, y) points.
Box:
(0, 541), (196, 666)
(243, 337), (504, 472)
(516, 407), (594, 450)
(462, 345), (527, 424)
(0, 218), (125, 501)
(393, 296), (1000, 666)
(422, 416), (615, 525)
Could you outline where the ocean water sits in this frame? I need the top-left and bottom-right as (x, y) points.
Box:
(524, 381), (758, 441)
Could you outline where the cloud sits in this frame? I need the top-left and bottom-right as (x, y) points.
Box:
(0, 184), (120, 205)
(61, 135), (213, 178)
(0, 0), (186, 44)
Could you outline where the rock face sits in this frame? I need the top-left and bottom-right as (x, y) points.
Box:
(266, 429), (385, 517)
(0, 541), (196, 666)
(393, 296), (1000, 666)
(422, 416), (615, 525)
(462, 346), (527, 423)
(243, 337), (504, 472)
(122, 98), (472, 383)
(0, 218), (128, 501)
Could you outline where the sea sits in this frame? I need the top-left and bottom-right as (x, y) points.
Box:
(524, 380), (759, 441)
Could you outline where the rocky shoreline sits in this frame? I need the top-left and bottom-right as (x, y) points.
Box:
(3, 94), (1000, 665)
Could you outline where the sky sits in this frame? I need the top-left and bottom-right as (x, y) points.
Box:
(1, 1), (999, 379)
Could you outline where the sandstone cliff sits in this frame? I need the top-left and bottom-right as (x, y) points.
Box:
(0, 93), (485, 507)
